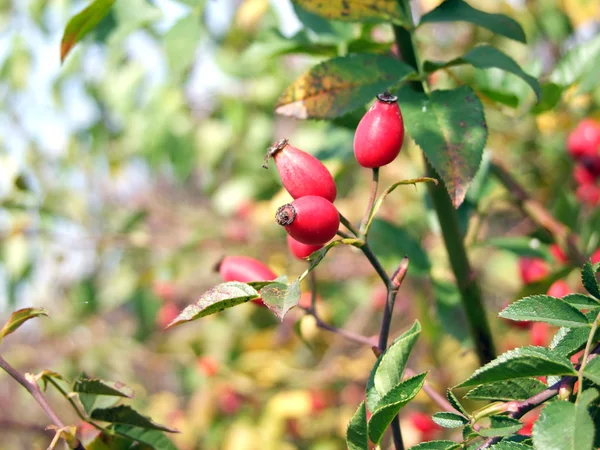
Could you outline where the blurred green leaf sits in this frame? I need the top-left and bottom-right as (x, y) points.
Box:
(478, 416), (523, 437)
(408, 442), (461, 450)
(457, 347), (576, 388)
(91, 405), (178, 432)
(399, 85), (487, 208)
(87, 432), (132, 450)
(261, 279), (301, 321)
(464, 378), (547, 402)
(418, 0), (526, 43)
(292, 0), (406, 24)
(73, 377), (134, 398)
(489, 442), (533, 450)
(165, 282), (259, 329)
(275, 54), (415, 119)
(61, 0), (116, 62)
(113, 425), (178, 450)
(582, 357), (600, 385)
(368, 372), (427, 444)
(424, 45), (540, 101)
(550, 325), (600, 358)
(550, 35), (600, 92)
(164, 14), (202, 78)
(0, 307), (48, 343)
(433, 279), (471, 347)
(531, 83), (563, 114)
(499, 295), (589, 328)
(432, 412), (469, 428)
(447, 389), (469, 416)
(346, 401), (368, 450)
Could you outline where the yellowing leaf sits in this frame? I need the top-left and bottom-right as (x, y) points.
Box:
(293, 0), (406, 24)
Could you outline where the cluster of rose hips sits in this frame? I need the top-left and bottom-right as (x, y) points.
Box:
(567, 118), (600, 206)
(216, 92), (405, 300)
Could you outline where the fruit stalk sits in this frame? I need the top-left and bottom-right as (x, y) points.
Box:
(392, 5), (496, 365)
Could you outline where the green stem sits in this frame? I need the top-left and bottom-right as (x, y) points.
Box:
(392, 21), (495, 365)
(339, 212), (360, 237)
(578, 312), (600, 401)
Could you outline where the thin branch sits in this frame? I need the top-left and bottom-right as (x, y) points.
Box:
(359, 168), (380, 235)
(378, 257), (409, 351)
(339, 213), (360, 237)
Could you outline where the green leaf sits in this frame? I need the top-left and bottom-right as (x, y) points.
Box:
(73, 377), (134, 398)
(408, 441), (461, 450)
(447, 389), (469, 416)
(87, 432), (131, 450)
(483, 237), (551, 260)
(531, 82), (563, 114)
(499, 295), (590, 328)
(346, 401), (368, 450)
(582, 262), (600, 300)
(532, 389), (597, 450)
(478, 416), (523, 437)
(91, 405), (178, 433)
(424, 45), (540, 101)
(261, 279), (301, 321)
(275, 54), (415, 119)
(0, 307), (48, 342)
(418, 0), (526, 43)
(457, 346), (576, 388)
(164, 282), (259, 329)
(367, 321), (421, 411)
(550, 326), (598, 358)
(364, 177), (438, 235)
(582, 356), (600, 385)
(562, 294), (600, 310)
(489, 443), (533, 450)
(60, 0), (116, 62)
(164, 14), (202, 78)
(291, 0), (406, 24)
(464, 378), (547, 402)
(550, 35), (600, 91)
(399, 85), (487, 208)
(432, 412), (469, 428)
(367, 219), (431, 275)
(368, 373), (427, 444)
(79, 394), (121, 416)
(113, 425), (177, 450)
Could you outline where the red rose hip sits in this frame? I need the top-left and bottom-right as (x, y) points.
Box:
(217, 255), (277, 305)
(276, 196), (339, 245)
(287, 235), (323, 259)
(567, 119), (600, 160)
(263, 139), (337, 202)
(353, 91), (404, 168)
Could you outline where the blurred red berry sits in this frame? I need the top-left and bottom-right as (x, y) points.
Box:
(276, 196), (340, 245)
(530, 322), (550, 347)
(567, 119), (600, 160)
(310, 391), (329, 414)
(576, 183), (600, 206)
(591, 248), (600, 264)
(371, 285), (388, 311)
(264, 139), (337, 202)
(573, 164), (596, 185)
(197, 356), (219, 377)
(218, 387), (243, 415)
(153, 281), (176, 302)
(409, 412), (440, 441)
(547, 280), (570, 298)
(518, 411), (539, 436)
(354, 92), (404, 168)
(287, 235), (323, 259)
(549, 244), (568, 264)
(156, 302), (180, 329)
(218, 255), (277, 305)
(519, 257), (549, 284)
(298, 291), (321, 309)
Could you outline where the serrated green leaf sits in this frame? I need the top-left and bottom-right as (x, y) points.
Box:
(367, 321), (421, 411)
(463, 423), (479, 440)
(582, 356), (600, 385)
(464, 378), (547, 402)
(550, 326), (600, 358)
(447, 389), (469, 416)
(346, 401), (368, 450)
(499, 295), (589, 328)
(275, 54), (415, 119)
(489, 442), (533, 449)
(164, 282), (259, 329)
(0, 307), (48, 342)
(424, 45), (540, 101)
(368, 373), (427, 444)
(292, 0), (406, 24)
(582, 262), (600, 300)
(478, 416), (523, 437)
(418, 0), (526, 43)
(562, 294), (600, 310)
(399, 85), (487, 208)
(261, 279), (301, 321)
(532, 389), (597, 450)
(432, 412), (468, 428)
(73, 377), (134, 398)
(113, 425), (177, 450)
(61, 0), (116, 62)
(550, 35), (600, 90)
(408, 441), (461, 450)
(91, 406), (178, 433)
(457, 346), (576, 388)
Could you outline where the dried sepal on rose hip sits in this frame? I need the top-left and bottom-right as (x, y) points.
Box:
(276, 195), (340, 246)
(287, 235), (323, 259)
(263, 138), (337, 202)
(216, 255), (277, 305)
(353, 91), (404, 168)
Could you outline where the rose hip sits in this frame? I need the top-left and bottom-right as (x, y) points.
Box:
(276, 196), (340, 245)
(263, 139), (337, 202)
(353, 91), (404, 168)
(518, 257), (549, 284)
(567, 119), (600, 160)
(217, 255), (277, 305)
(547, 280), (570, 298)
(287, 235), (323, 259)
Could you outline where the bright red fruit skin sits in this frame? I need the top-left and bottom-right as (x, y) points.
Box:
(549, 244), (568, 264)
(573, 163), (596, 185)
(576, 183), (600, 206)
(353, 92), (404, 168)
(409, 412), (440, 441)
(276, 196), (340, 245)
(547, 280), (570, 298)
(567, 119), (600, 159)
(287, 235), (323, 259)
(218, 256), (277, 305)
(530, 322), (550, 347)
(518, 257), (549, 284)
(265, 139), (337, 202)
(591, 248), (600, 264)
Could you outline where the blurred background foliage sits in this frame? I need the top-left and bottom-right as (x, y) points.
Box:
(0, 0), (599, 448)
